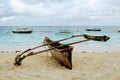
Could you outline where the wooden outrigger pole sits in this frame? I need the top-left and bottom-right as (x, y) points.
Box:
(18, 35), (83, 56)
(14, 34), (110, 69)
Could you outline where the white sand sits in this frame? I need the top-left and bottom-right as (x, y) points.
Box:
(0, 50), (120, 80)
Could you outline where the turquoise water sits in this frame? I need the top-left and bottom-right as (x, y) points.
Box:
(0, 26), (120, 45)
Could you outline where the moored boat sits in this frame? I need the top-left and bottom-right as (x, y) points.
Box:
(12, 28), (33, 33)
(59, 30), (71, 33)
(44, 37), (73, 69)
(86, 28), (101, 31)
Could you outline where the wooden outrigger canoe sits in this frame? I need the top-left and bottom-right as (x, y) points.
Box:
(14, 34), (110, 70)
(44, 37), (73, 69)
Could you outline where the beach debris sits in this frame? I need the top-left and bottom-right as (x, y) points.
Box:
(15, 51), (21, 53)
(14, 34), (110, 69)
(105, 51), (108, 53)
(1, 51), (4, 53)
(82, 51), (86, 53)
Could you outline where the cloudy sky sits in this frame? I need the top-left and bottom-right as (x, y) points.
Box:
(0, 0), (120, 26)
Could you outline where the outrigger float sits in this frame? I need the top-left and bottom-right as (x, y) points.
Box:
(14, 34), (110, 70)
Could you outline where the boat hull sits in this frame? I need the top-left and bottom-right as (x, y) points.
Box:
(86, 29), (101, 31)
(44, 37), (73, 69)
(12, 31), (32, 33)
(12, 28), (33, 34)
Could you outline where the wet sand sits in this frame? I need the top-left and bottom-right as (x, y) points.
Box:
(0, 50), (120, 80)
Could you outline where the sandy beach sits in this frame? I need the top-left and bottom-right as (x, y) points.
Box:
(1, 0), (120, 79)
(0, 44), (120, 80)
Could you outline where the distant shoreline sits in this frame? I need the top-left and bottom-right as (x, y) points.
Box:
(0, 43), (120, 53)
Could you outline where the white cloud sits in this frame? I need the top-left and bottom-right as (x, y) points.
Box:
(2, 16), (15, 21)
(0, 0), (119, 25)
(10, 0), (120, 22)
(0, 16), (15, 21)
(0, 0), (15, 18)
(11, 0), (52, 16)
(21, 0), (41, 5)
(0, 4), (5, 7)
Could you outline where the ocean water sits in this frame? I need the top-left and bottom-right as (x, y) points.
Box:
(0, 26), (120, 45)
(0, 26), (120, 52)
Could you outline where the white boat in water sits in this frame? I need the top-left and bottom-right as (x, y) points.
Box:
(12, 28), (33, 33)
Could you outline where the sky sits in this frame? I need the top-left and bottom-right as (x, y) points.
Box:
(0, 0), (120, 26)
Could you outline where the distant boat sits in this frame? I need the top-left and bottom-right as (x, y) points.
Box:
(86, 28), (101, 31)
(118, 31), (120, 33)
(12, 28), (33, 33)
(59, 30), (71, 33)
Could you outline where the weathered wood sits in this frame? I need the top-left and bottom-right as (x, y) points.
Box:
(20, 35), (83, 55)
(83, 34), (110, 42)
(44, 37), (73, 69)
(14, 38), (89, 66)
(20, 34), (109, 55)
(14, 34), (110, 68)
